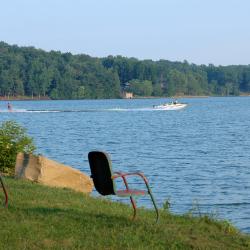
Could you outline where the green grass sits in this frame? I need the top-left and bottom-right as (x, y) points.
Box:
(0, 178), (249, 250)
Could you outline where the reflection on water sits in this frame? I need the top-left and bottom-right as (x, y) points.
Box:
(0, 97), (250, 232)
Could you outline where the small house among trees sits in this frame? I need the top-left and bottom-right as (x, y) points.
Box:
(122, 91), (133, 99)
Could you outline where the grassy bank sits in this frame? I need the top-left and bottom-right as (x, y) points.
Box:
(0, 178), (249, 249)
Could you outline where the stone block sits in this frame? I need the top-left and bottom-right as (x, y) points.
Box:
(15, 153), (93, 194)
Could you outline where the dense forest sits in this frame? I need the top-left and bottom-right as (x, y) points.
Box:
(1, 41), (250, 99)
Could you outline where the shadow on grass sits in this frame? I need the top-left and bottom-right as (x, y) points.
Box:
(18, 206), (134, 227)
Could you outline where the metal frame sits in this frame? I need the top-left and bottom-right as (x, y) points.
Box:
(112, 171), (159, 222)
(0, 174), (8, 208)
(88, 151), (159, 222)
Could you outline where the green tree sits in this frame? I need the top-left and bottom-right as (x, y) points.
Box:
(129, 79), (153, 96)
(1, 41), (250, 99)
(0, 121), (36, 175)
(186, 73), (201, 95)
(152, 83), (163, 96)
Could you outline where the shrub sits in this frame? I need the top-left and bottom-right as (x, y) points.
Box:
(0, 120), (36, 175)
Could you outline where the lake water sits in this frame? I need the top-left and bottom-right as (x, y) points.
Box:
(0, 97), (250, 233)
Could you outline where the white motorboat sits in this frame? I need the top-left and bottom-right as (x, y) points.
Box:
(153, 102), (187, 110)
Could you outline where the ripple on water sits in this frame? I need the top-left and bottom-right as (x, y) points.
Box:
(1, 97), (250, 232)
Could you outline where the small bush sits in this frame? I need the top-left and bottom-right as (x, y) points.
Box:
(0, 120), (36, 175)
(163, 198), (171, 213)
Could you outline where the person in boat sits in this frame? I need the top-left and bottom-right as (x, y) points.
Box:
(7, 102), (12, 111)
(173, 99), (178, 105)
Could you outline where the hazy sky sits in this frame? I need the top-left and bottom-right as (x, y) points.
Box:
(1, 0), (250, 65)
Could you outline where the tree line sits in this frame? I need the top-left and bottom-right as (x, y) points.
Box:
(1, 41), (250, 99)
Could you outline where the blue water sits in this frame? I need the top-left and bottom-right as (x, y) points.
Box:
(0, 97), (250, 233)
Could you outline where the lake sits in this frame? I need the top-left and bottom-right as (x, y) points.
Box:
(0, 96), (250, 232)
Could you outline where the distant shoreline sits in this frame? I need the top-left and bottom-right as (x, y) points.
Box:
(0, 94), (250, 101)
(0, 96), (51, 101)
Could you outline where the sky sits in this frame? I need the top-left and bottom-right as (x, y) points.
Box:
(1, 0), (250, 66)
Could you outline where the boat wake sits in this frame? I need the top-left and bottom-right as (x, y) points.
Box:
(0, 109), (60, 113)
(0, 107), (184, 113)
